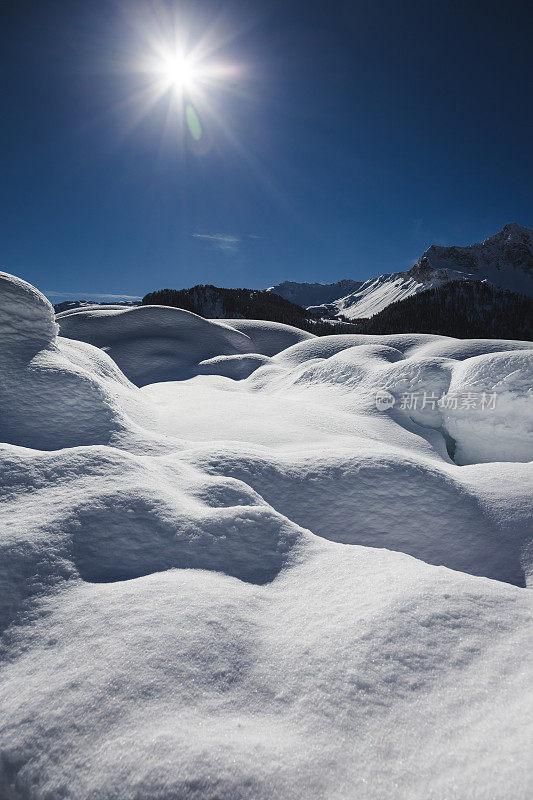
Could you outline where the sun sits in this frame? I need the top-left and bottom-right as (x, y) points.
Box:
(126, 9), (244, 149)
(159, 53), (197, 92)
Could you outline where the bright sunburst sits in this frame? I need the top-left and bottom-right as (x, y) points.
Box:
(120, 4), (247, 153)
(158, 53), (197, 92)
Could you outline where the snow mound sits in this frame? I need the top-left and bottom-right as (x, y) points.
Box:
(199, 353), (272, 379)
(187, 446), (531, 586)
(0, 446), (301, 635)
(273, 332), (443, 366)
(1, 272), (533, 800)
(443, 350), (533, 464)
(0, 271), (58, 351)
(57, 306), (315, 385)
(210, 318), (314, 356)
(270, 333), (532, 465)
(415, 336), (533, 360)
(1, 506), (532, 799)
(0, 273), (151, 450)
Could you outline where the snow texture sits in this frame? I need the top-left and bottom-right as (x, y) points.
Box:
(1, 270), (532, 800)
(56, 306), (313, 385)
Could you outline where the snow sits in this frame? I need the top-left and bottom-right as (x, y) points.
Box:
(210, 318), (314, 357)
(0, 271), (58, 350)
(1, 270), (533, 800)
(54, 300), (140, 314)
(56, 305), (313, 385)
(442, 350), (533, 464)
(330, 269), (462, 318)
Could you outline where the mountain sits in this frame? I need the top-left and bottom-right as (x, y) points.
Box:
(54, 299), (139, 314)
(54, 224), (533, 328)
(308, 267), (466, 320)
(142, 284), (315, 327)
(139, 224), (533, 339)
(141, 281), (532, 342)
(411, 222), (533, 295)
(345, 280), (533, 341)
(265, 278), (362, 307)
(290, 223), (533, 320)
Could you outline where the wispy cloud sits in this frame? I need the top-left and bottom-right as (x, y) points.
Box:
(192, 233), (240, 252)
(44, 291), (141, 301)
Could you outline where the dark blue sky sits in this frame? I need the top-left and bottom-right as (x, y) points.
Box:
(2, 0), (532, 301)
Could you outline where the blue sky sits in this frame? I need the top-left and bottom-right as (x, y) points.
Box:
(2, 0), (532, 302)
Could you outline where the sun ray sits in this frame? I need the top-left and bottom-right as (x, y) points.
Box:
(118, 1), (248, 144)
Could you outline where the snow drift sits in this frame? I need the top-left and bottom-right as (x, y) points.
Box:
(1, 271), (532, 800)
(56, 305), (313, 385)
(0, 273), (153, 450)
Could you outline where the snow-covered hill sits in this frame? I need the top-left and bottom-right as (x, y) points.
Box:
(1, 270), (533, 800)
(345, 279), (533, 340)
(141, 285), (316, 330)
(293, 223), (533, 319)
(266, 278), (362, 306)
(309, 266), (467, 319)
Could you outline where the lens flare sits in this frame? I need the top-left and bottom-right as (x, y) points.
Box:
(185, 104), (202, 140)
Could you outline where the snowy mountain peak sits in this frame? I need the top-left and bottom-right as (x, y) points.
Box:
(266, 278), (362, 307)
(501, 221), (522, 233)
(300, 223), (533, 321)
(412, 223), (533, 289)
(498, 221), (531, 238)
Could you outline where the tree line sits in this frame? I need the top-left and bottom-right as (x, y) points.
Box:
(142, 281), (533, 341)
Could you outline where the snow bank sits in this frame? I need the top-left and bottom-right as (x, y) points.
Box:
(0, 271), (58, 351)
(185, 446), (530, 586)
(210, 318), (314, 356)
(1, 479), (531, 799)
(57, 306), (314, 385)
(0, 273), (151, 450)
(270, 333), (532, 465)
(1, 271), (532, 800)
(443, 350), (533, 464)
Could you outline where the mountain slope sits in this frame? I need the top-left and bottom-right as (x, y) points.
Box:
(266, 278), (362, 307)
(348, 280), (533, 340)
(412, 222), (533, 295)
(54, 300), (139, 314)
(309, 267), (466, 319)
(142, 284), (315, 326)
(295, 223), (533, 320)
